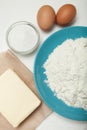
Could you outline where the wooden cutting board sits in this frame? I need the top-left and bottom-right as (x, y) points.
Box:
(0, 50), (52, 130)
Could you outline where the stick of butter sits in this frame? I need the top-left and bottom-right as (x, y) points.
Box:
(0, 69), (41, 127)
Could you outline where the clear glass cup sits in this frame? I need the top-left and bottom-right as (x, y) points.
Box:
(6, 21), (40, 55)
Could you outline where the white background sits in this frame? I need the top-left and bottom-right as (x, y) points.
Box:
(0, 0), (87, 130)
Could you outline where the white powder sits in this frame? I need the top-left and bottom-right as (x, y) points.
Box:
(43, 37), (87, 110)
(8, 24), (38, 52)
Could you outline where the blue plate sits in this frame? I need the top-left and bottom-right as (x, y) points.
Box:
(34, 26), (87, 121)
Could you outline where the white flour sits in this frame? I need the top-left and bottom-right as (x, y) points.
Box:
(43, 37), (87, 110)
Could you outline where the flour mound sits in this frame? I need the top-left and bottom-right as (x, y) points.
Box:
(43, 38), (87, 110)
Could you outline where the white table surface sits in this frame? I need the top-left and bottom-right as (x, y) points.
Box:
(0, 0), (87, 129)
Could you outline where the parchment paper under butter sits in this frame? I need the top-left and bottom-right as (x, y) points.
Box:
(0, 50), (52, 130)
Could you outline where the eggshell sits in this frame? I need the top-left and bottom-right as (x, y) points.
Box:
(37, 5), (55, 31)
(56, 4), (76, 26)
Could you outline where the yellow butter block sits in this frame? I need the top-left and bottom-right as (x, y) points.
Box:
(0, 69), (41, 127)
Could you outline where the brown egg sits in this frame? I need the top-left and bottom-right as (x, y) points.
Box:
(56, 4), (76, 26)
(37, 5), (55, 31)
